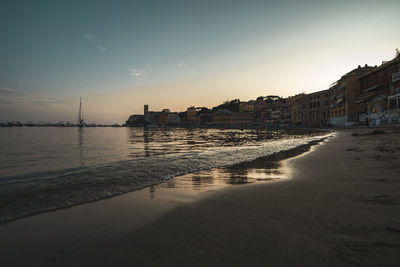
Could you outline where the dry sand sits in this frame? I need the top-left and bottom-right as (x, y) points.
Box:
(1, 128), (400, 266)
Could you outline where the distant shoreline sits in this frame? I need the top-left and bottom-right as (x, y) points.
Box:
(0, 123), (330, 132)
(3, 122), (398, 131)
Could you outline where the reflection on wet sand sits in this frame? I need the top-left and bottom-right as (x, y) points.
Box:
(149, 185), (155, 199)
(143, 128), (150, 157)
(155, 157), (286, 195)
(151, 140), (317, 199)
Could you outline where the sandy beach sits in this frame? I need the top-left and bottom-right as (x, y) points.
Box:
(1, 127), (400, 266)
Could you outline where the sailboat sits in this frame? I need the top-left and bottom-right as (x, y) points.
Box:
(78, 97), (84, 127)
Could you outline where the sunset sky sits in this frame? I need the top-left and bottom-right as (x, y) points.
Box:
(1, 0), (399, 123)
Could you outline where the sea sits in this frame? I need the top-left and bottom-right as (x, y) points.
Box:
(0, 127), (331, 222)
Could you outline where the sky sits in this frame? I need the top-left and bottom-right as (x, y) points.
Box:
(0, 0), (399, 123)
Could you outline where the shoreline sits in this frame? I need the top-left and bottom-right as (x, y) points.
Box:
(1, 128), (400, 266)
(85, 127), (398, 267)
(0, 133), (331, 225)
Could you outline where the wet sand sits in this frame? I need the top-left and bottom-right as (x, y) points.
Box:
(1, 128), (400, 266)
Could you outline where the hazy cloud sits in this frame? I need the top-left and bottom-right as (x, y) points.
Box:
(129, 65), (151, 83)
(96, 45), (107, 52)
(129, 68), (146, 78)
(0, 87), (23, 97)
(177, 62), (184, 67)
(84, 32), (97, 43)
(0, 87), (64, 105)
(84, 32), (107, 52)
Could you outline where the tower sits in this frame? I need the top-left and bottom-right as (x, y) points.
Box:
(144, 104), (149, 114)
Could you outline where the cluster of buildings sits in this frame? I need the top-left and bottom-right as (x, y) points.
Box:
(126, 105), (187, 127)
(126, 53), (400, 128)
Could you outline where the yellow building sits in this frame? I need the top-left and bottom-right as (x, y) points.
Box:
(186, 107), (200, 125)
(287, 94), (306, 125)
(239, 102), (255, 113)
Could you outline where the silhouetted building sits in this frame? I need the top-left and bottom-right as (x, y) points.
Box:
(287, 90), (329, 127)
(212, 109), (253, 125)
(329, 65), (375, 126)
(358, 55), (400, 126)
(187, 106), (200, 126)
(287, 94), (306, 126)
(304, 89), (330, 127)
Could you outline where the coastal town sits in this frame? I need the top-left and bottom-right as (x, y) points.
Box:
(127, 52), (400, 128)
(3, 1), (400, 266)
(1, 52), (399, 128)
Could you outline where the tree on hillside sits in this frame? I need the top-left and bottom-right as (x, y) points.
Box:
(212, 99), (241, 112)
(197, 107), (212, 114)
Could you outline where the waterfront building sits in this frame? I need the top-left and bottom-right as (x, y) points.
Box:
(329, 65), (375, 126)
(178, 112), (187, 126)
(304, 89), (330, 127)
(158, 109), (170, 125)
(271, 110), (282, 121)
(282, 98), (290, 122)
(239, 102), (255, 113)
(238, 96), (286, 125)
(287, 90), (329, 127)
(185, 107), (212, 126)
(358, 54), (400, 126)
(199, 113), (212, 125)
(141, 104), (159, 125)
(187, 107), (200, 126)
(126, 105), (180, 126)
(387, 53), (400, 125)
(211, 109), (253, 126)
(157, 109), (182, 126)
(167, 113), (181, 125)
(250, 100), (268, 125)
(287, 93), (306, 126)
(270, 98), (286, 122)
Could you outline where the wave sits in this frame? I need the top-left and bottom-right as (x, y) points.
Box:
(0, 134), (332, 223)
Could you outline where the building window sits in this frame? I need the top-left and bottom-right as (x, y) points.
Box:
(389, 99), (397, 109)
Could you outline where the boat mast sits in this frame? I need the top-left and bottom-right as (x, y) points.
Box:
(78, 97), (84, 126)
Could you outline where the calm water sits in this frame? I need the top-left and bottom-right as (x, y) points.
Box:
(0, 127), (313, 179)
(0, 127), (330, 222)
